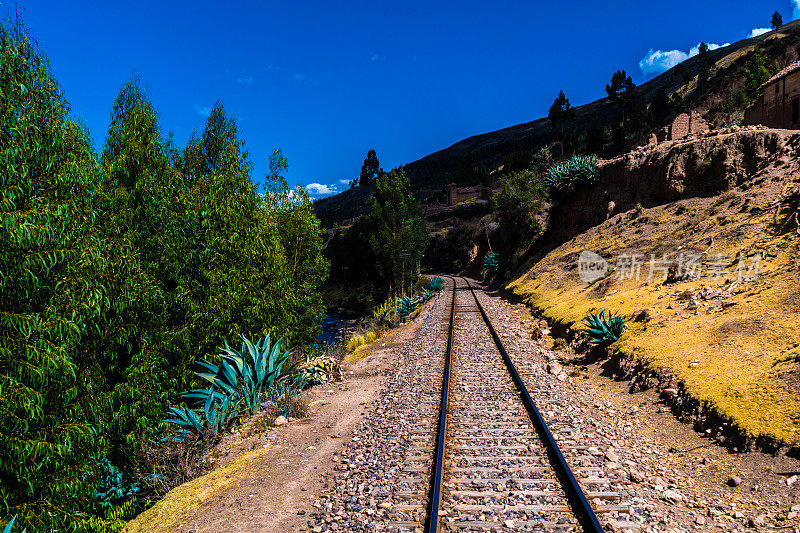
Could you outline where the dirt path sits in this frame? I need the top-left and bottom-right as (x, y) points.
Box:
(125, 301), (432, 533)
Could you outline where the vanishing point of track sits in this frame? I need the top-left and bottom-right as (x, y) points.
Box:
(391, 277), (624, 532)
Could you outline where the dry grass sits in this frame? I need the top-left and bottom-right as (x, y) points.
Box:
(124, 446), (273, 533)
(510, 173), (800, 445)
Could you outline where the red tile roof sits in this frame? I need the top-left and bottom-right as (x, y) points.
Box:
(760, 60), (800, 89)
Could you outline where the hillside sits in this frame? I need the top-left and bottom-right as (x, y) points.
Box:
(315, 20), (800, 229)
(403, 20), (800, 187)
(508, 126), (800, 448)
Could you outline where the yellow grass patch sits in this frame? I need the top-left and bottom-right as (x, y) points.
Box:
(124, 446), (273, 533)
(510, 188), (800, 445)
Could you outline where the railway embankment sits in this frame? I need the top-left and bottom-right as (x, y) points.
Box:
(508, 127), (800, 451)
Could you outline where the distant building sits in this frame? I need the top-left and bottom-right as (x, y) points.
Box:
(744, 61), (800, 129)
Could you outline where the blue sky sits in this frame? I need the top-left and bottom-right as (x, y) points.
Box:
(13, 0), (799, 196)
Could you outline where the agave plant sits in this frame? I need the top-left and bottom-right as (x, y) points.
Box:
(165, 334), (291, 441)
(545, 154), (598, 193)
(483, 252), (499, 271)
(397, 296), (415, 320)
(426, 276), (444, 292)
(165, 387), (237, 443)
(294, 356), (343, 389)
(582, 309), (626, 345)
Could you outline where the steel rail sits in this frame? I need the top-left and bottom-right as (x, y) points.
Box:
(462, 276), (605, 533)
(424, 276), (456, 533)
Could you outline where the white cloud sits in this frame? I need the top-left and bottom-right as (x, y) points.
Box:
(370, 53), (380, 62)
(638, 41), (729, 75)
(338, 179), (352, 184)
(305, 183), (338, 196)
(236, 75), (254, 86)
(748, 27), (771, 38)
(293, 73), (306, 81)
(196, 106), (212, 117)
(794, 0), (800, 20)
(639, 49), (689, 75)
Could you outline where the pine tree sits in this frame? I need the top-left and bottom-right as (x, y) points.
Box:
(771, 11), (783, 29)
(605, 70), (636, 126)
(359, 149), (380, 187)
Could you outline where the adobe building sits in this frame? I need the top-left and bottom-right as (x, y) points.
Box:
(744, 61), (800, 129)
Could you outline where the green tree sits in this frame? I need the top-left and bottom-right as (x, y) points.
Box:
(698, 42), (709, 61)
(359, 149), (381, 187)
(743, 46), (778, 104)
(771, 11), (783, 29)
(98, 78), (199, 463)
(548, 90), (576, 156)
(491, 169), (546, 265)
(548, 90), (575, 133)
(0, 23), (113, 530)
(365, 168), (428, 296)
(605, 70), (636, 126)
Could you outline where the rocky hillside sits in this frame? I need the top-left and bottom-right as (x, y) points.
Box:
(316, 21), (800, 227)
(404, 21), (800, 188)
(508, 127), (800, 448)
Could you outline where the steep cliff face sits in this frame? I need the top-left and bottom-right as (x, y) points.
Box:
(548, 128), (800, 242)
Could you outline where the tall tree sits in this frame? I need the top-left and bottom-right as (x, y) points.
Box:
(0, 22), (111, 530)
(649, 88), (672, 125)
(548, 89), (575, 132)
(605, 70), (636, 126)
(99, 78), (198, 460)
(365, 168), (428, 296)
(771, 11), (783, 29)
(359, 149), (380, 187)
(548, 90), (576, 155)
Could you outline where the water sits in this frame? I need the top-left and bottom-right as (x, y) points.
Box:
(315, 309), (361, 350)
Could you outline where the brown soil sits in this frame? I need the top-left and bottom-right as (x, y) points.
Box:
(125, 315), (426, 533)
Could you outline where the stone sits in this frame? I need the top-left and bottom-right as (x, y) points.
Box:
(727, 475), (742, 487)
(605, 450), (620, 463)
(662, 489), (683, 502)
(274, 415), (288, 426)
(786, 474), (798, 486)
(695, 515), (706, 525)
(748, 515), (767, 527)
(661, 388), (679, 399)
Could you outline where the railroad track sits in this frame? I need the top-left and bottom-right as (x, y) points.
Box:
(387, 277), (630, 532)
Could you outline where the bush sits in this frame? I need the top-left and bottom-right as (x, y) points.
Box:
(544, 154), (599, 194)
(582, 309), (626, 345)
(347, 334), (366, 352)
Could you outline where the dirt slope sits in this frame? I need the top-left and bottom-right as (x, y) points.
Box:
(508, 129), (800, 448)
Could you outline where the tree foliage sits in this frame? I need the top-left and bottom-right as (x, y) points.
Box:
(548, 89), (575, 132)
(358, 149), (381, 188)
(771, 11), (783, 30)
(365, 168), (428, 296)
(0, 22), (328, 531)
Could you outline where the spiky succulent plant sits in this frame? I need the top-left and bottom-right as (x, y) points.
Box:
(426, 276), (444, 292)
(483, 252), (499, 270)
(545, 154), (598, 193)
(582, 309), (626, 345)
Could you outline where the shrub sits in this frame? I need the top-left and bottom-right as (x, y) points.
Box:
(365, 331), (377, 343)
(582, 309), (626, 345)
(294, 356), (343, 389)
(544, 154), (599, 194)
(165, 335), (291, 442)
(483, 252), (499, 271)
(347, 334), (366, 352)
